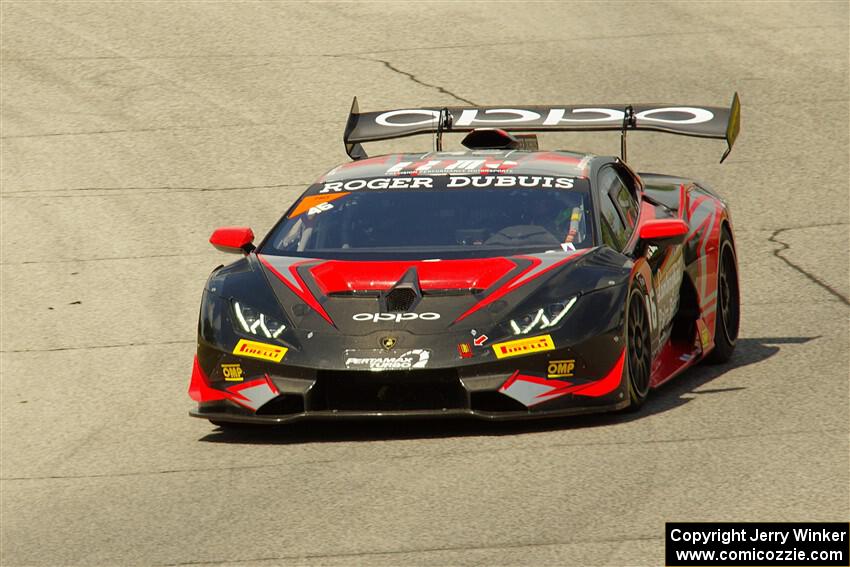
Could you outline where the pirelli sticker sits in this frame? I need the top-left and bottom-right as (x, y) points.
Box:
(232, 339), (287, 363)
(492, 335), (555, 359)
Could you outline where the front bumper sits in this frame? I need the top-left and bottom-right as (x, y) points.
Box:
(188, 339), (629, 424)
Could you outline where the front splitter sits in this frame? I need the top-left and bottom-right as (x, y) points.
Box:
(190, 400), (630, 425)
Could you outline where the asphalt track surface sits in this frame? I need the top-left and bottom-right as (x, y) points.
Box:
(1, 2), (849, 566)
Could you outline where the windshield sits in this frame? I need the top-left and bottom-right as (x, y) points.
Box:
(261, 175), (594, 259)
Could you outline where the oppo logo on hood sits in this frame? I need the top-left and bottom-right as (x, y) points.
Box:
(353, 312), (440, 323)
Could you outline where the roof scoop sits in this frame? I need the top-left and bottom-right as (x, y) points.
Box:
(461, 128), (539, 151)
(384, 267), (421, 312)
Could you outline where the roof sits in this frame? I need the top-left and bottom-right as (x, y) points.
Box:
(317, 150), (594, 183)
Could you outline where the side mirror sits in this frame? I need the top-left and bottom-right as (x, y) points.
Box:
(638, 219), (689, 247)
(209, 227), (255, 254)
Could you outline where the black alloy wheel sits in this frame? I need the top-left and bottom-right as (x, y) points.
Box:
(706, 228), (740, 364)
(626, 283), (652, 409)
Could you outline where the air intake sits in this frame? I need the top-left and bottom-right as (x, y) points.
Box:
(386, 287), (417, 312)
(461, 128), (539, 151)
(383, 266), (421, 312)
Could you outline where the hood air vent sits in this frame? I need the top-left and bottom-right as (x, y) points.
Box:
(383, 267), (421, 312)
(386, 288), (417, 312)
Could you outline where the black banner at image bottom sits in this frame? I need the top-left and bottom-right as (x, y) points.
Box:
(666, 522), (849, 566)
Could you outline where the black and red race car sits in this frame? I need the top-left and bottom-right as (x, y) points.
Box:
(189, 95), (742, 426)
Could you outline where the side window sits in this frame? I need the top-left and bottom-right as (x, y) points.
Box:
(613, 178), (639, 229)
(600, 193), (627, 250)
(597, 166), (640, 250)
(597, 167), (628, 250)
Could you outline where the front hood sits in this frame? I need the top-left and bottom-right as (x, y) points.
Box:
(256, 248), (629, 335)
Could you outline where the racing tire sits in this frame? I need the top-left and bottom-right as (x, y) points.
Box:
(625, 280), (652, 411)
(705, 228), (740, 364)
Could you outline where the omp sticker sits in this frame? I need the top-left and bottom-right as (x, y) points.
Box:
(547, 359), (575, 378)
(492, 335), (555, 359)
(221, 363), (244, 382)
(232, 339), (288, 363)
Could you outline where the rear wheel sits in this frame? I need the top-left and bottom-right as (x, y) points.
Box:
(625, 282), (652, 410)
(706, 229), (740, 364)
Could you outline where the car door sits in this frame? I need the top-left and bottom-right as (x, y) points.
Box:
(623, 166), (686, 341)
(600, 164), (684, 345)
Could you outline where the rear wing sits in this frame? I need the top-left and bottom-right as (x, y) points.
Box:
(343, 93), (740, 163)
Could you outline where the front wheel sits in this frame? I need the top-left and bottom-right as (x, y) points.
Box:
(625, 281), (652, 410)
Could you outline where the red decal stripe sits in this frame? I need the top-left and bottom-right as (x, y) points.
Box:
(688, 194), (710, 215)
(188, 356), (227, 402)
(226, 375), (278, 400)
(189, 358), (281, 410)
(258, 255), (334, 326)
(455, 249), (590, 322)
(571, 348), (626, 397)
(309, 257), (518, 294)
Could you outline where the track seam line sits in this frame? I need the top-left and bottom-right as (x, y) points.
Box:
(358, 56), (477, 106)
(1, 340), (194, 353)
(0, 252), (212, 266)
(768, 227), (849, 306)
(3, 428), (844, 482)
(154, 535), (664, 566)
(1, 183), (309, 195)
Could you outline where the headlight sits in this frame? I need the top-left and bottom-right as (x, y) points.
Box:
(231, 300), (287, 340)
(507, 297), (577, 335)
